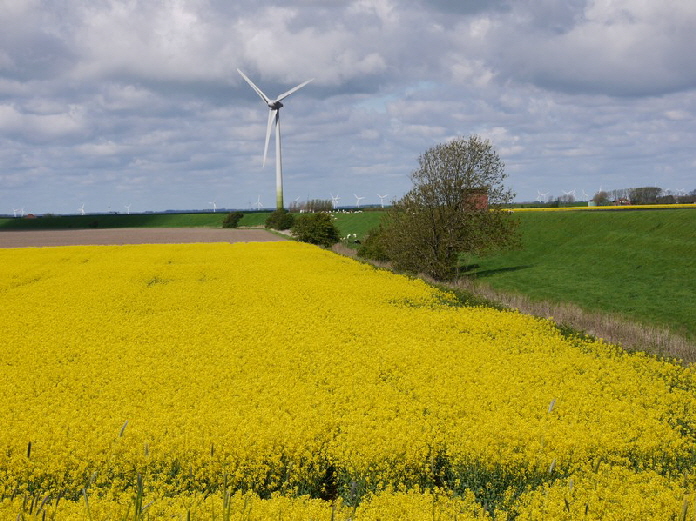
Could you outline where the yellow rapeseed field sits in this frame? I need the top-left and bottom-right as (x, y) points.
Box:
(1, 241), (695, 519)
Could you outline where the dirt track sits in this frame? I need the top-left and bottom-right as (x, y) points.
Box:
(0, 228), (286, 248)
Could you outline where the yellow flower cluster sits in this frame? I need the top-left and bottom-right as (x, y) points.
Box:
(0, 489), (490, 520)
(1, 241), (695, 519)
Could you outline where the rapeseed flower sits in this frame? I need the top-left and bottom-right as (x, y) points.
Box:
(0, 242), (694, 518)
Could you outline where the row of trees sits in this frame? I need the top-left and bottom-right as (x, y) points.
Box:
(288, 199), (333, 213)
(593, 187), (695, 206)
(552, 187), (695, 205)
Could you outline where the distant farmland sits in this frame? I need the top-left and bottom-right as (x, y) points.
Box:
(0, 212), (233, 229)
(0, 210), (383, 234)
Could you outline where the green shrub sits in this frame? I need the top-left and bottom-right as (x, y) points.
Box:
(265, 209), (295, 230)
(291, 213), (340, 247)
(222, 211), (244, 228)
(357, 225), (390, 261)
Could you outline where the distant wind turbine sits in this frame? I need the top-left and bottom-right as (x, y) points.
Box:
(124, 204), (131, 214)
(331, 193), (340, 209)
(12, 208), (19, 218)
(237, 69), (313, 210)
(255, 195), (264, 210)
(377, 193), (389, 208)
(536, 190), (547, 203)
(209, 200), (217, 213)
(354, 194), (365, 208)
(79, 203), (85, 215)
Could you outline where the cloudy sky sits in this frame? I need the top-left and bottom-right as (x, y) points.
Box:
(2, 0), (695, 214)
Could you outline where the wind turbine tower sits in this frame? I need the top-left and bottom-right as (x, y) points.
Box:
(377, 194), (389, 208)
(354, 194), (365, 208)
(237, 69), (313, 210)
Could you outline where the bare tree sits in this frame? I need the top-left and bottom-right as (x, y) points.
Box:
(593, 191), (610, 206)
(629, 187), (661, 205)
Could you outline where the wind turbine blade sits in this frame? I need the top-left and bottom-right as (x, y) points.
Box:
(276, 78), (314, 102)
(237, 68), (272, 105)
(263, 109), (277, 167)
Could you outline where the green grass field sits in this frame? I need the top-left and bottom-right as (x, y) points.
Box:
(332, 210), (384, 239)
(469, 209), (696, 340)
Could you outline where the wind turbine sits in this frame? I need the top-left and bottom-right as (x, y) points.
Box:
(12, 208), (19, 218)
(354, 194), (365, 208)
(237, 69), (313, 210)
(536, 190), (547, 203)
(255, 195), (263, 210)
(79, 203), (85, 215)
(209, 200), (217, 213)
(330, 193), (340, 209)
(377, 194), (389, 208)
(124, 204), (131, 215)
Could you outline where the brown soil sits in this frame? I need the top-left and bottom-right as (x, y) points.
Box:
(0, 228), (286, 248)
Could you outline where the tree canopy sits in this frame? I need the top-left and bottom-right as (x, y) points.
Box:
(361, 135), (519, 280)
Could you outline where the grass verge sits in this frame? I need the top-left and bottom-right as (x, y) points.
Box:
(467, 209), (696, 341)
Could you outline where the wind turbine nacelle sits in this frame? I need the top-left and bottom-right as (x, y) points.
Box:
(268, 101), (284, 110)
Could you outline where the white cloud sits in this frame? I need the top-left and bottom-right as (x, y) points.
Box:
(1, 0), (695, 214)
(664, 110), (691, 121)
(0, 103), (86, 141)
(485, 0), (696, 96)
